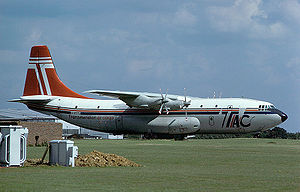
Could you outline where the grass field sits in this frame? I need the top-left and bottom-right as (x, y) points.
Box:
(1, 138), (300, 192)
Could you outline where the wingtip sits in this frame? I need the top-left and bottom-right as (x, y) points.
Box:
(83, 90), (97, 94)
(8, 99), (22, 103)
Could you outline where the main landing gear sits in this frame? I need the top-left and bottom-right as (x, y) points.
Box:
(143, 133), (186, 140)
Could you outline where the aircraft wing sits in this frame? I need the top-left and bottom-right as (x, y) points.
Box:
(86, 90), (142, 99)
(85, 90), (183, 110)
(85, 90), (178, 100)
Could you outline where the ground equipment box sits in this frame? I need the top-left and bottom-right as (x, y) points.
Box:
(49, 140), (78, 167)
(0, 126), (28, 167)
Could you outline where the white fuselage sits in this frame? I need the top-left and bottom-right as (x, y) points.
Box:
(26, 96), (285, 135)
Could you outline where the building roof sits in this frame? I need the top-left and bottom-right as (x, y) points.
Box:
(0, 108), (57, 121)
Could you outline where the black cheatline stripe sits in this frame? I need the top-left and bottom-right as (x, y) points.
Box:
(222, 111), (238, 114)
(244, 111), (272, 114)
(81, 111), (220, 116)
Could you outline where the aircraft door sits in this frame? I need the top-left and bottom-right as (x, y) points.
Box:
(115, 116), (123, 130)
(209, 116), (215, 126)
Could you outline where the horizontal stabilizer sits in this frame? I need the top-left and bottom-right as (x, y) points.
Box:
(9, 95), (58, 104)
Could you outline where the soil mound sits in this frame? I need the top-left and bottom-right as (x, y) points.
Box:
(75, 150), (141, 167)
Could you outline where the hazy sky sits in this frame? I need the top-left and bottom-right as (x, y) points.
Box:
(1, 0), (299, 132)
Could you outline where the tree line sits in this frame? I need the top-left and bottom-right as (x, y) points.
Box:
(195, 127), (300, 139)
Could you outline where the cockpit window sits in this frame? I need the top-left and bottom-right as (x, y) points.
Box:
(259, 105), (273, 111)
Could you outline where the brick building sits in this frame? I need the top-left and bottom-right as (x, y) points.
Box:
(0, 109), (62, 145)
(18, 121), (62, 145)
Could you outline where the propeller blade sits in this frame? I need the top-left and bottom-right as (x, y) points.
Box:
(185, 108), (187, 121)
(183, 88), (191, 107)
(159, 104), (164, 114)
(165, 89), (168, 100)
(158, 88), (171, 114)
(159, 88), (163, 99)
(165, 106), (169, 114)
(184, 88), (187, 102)
(184, 88), (189, 120)
(184, 100), (191, 107)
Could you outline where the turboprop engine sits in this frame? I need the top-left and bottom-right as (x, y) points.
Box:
(127, 95), (184, 110)
(125, 89), (191, 114)
(86, 89), (191, 115)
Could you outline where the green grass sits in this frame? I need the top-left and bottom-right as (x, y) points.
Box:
(1, 138), (300, 192)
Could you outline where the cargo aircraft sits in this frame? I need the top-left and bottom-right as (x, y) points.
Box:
(11, 46), (288, 139)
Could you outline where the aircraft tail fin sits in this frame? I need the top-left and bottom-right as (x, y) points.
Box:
(23, 45), (87, 98)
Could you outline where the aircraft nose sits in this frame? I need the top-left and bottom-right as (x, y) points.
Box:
(270, 108), (288, 123)
(280, 112), (288, 122)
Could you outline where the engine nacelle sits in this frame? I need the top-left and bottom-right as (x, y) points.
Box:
(126, 95), (185, 111)
(125, 95), (159, 108)
(164, 100), (184, 110)
(147, 116), (200, 134)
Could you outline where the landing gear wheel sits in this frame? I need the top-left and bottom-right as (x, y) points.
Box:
(174, 135), (185, 141)
(143, 133), (158, 139)
(143, 133), (152, 139)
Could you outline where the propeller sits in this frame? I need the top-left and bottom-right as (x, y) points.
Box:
(183, 88), (191, 120)
(159, 89), (169, 114)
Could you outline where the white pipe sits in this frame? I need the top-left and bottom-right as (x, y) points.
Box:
(4, 135), (9, 164)
(20, 135), (26, 163)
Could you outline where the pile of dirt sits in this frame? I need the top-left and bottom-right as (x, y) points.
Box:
(75, 150), (141, 167)
(24, 150), (140, 167)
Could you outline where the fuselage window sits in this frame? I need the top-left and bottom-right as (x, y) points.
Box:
(215, 105), (218, 108)
(75, 106), (78, 109)
(97, 106), (100, 109)
(200, 105), (203, 108)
